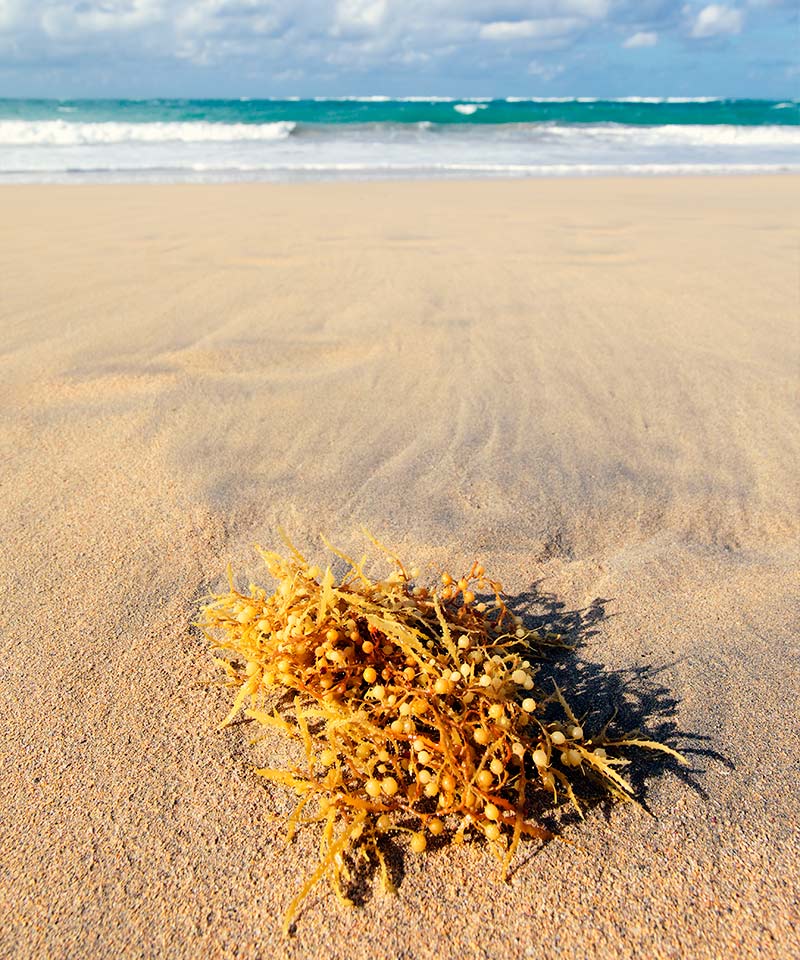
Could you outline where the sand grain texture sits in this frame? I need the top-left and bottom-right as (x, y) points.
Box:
(1, 177), (798, 959)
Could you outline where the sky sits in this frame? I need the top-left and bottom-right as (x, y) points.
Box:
(0, 1), (796, 99)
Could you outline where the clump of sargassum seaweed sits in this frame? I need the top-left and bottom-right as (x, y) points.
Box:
(199, 533), (686, 933)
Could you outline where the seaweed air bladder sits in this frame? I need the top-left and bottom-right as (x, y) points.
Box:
(198, 532), (686, 933)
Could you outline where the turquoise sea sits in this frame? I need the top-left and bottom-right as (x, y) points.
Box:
(1, 97), (797, 182)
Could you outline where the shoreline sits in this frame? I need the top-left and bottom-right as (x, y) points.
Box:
(2, 165), (799, 187)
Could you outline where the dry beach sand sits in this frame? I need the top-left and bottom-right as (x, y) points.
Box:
(1, 176), (798, 959)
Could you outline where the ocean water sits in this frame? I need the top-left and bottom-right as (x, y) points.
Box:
(1, 97), (798, 183)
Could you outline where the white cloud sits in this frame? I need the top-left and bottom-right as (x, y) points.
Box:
(335, 0), (387, 32)
(0, 0), (22, 31)
(479, 18), (582, 40)
(176, 1), (283, 39)
(395, 49), (432, 65)
(528, 58), (566, 80)
(42, 0), (164, 37)
(561, 0), (610, 17)
(690, 4), (744, 38)
(623, 30), (658, 47)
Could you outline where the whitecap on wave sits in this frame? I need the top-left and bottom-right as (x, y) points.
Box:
(0, 119), (296, 146)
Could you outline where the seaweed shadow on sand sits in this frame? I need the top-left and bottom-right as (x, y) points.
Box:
(506, 587), (720, 821)
(199, 541), (695, 933)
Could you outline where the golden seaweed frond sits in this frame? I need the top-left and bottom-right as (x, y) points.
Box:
(198, 535), (685, 932)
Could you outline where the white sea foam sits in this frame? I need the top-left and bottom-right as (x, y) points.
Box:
(313, 95), (393, 102)
(0, 119), (295, 146)
(308, 96), (497, 103)
(205, 162), (798, 175)
(614, 96), (724, 103)
(1, 114), (797, 184)
(7, 162), (795, 186)
(540, 123), (800, 146)
(502, 96), (730, 103)
(453, 104), (489, 115)
(4, 118), (788, 150)
(505, 97), (574, 102)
